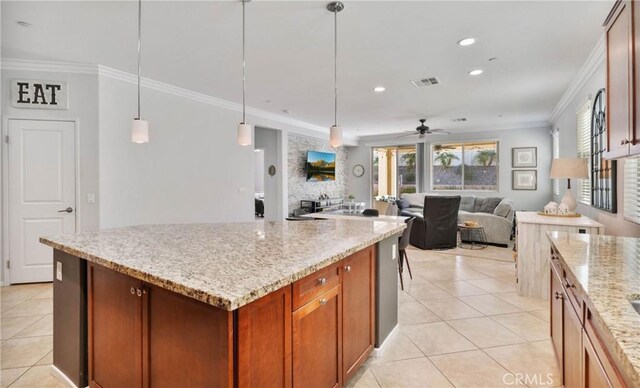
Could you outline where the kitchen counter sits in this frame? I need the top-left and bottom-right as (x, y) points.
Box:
(40, 219), (405, 311)
(548, 231), (640, 386)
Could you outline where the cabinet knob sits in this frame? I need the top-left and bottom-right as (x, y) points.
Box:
(130, 287), (136, 295)
(344, 265), (351, 272)
(319, 298), (327, 306)
(318, 277), (327, 285)
(554, 291), (564, 300)
(621, 139), (631, 145)
(564, 282), (575, 289)
(136, 288), (143, 297)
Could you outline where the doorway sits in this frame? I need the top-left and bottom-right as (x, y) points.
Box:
(4, 119), (77, 284)
(254, 127), (283, 221)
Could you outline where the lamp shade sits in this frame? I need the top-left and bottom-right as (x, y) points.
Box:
(237, 123), (252, 146)
(550, 158), (588, 179)
(131, 119), (149, 144)
(330, 125), (343, 147)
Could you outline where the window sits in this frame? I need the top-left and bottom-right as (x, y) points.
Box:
(576, 100), (591, 205)
(372, 145), (417, 199)
(431, 141), (498, 191)
(552, 129), (560, 195)
(624, 158), (640, 224)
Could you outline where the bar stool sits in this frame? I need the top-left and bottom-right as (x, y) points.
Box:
(398, 217), (414, 290)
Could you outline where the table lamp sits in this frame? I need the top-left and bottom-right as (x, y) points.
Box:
(550, 158), (589, 214)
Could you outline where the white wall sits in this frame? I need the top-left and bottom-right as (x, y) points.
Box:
(552, 61), (640, 237)
(1, 68), (100, 283)
(345, 145), (371, 207)
(98, 75), (256, 227)
(357, 126), (553, 211)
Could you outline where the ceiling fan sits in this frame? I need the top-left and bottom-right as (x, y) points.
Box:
(397, 119), (450, 138)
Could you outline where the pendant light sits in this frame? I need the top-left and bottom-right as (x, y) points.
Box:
(328, 2), (344, 148)
(237, 0), (252, 146)
(131, 0), (149, 144)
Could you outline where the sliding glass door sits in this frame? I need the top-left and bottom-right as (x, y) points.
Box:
(372, 145), (417, 201)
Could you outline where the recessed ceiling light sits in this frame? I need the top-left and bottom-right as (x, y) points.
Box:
(282, 109), (291, 114)
(16, 21), (32, 28)
(488, 57), (498, 62)
(457, 38), (476, 46)
(468, 69), (483, 76)
(373, 86), (386, 92)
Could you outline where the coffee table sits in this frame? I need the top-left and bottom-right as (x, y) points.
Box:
(457, 224), (488, 250)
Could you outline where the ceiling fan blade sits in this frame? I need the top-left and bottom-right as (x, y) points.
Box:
(395, 133), (417, 138)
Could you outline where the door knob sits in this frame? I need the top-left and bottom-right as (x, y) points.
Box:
(57, 207), (73, 213)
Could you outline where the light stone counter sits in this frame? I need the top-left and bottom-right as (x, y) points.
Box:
(548, 232), (640, 386)
(40, 220), (404, 311)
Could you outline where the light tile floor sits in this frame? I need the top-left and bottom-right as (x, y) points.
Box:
(0, 245), (557, 388)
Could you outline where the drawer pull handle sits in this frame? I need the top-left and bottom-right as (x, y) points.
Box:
(319, 299), (328, 306)
(564, 282), (575, 289)
(344, 265), (351, 272)
(136, 288), (143, 297)
(318, 277), (327, 285)
(130, 287), (136, 295)
(554, 291), (564, 300)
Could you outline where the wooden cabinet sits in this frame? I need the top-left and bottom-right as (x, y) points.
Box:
(88, 264), (143, 388)
(342, 247), (375, 382)
(605, 0), (640, 158)
(292, 285), (342, 388)
(237, 286), (292, 388)
(549, 248), (628, 388)
(87, 264), (233, 388)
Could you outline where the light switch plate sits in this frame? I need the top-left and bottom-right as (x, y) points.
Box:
(56, 261), (62, 281)
(392, 244), (397, 260)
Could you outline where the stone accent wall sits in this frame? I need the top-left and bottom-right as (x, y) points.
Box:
(288, 134), (348, 215)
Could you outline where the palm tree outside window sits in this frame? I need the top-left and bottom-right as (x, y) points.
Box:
(432, 141), (499, 191)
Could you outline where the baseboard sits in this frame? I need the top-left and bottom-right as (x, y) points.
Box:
(50, 365), (78, 388)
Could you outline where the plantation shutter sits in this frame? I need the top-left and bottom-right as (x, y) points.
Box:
(624, 158), (640, 224)
(576, 100), (591, 205)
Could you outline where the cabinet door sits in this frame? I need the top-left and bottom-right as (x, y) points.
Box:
(583, 331), (614, 388)
(238, 286), (292, 388)
(550, 265), (564, 378)
(88, 264), (142, 388)
(147, 285), (233, 388)
(563, 293), (583, 388)
(342, 246), (375, 382)
(293, 285), (342, 388)
(606, 0), (633, 158)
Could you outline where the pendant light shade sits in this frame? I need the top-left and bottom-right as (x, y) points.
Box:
(131, 0), (149, 144)
(328, 2), (344, 148)
(237, 123), (252, 146)
(132, 119), (149, 143)
(330, 125), (343, 148)
(237, 0), (252, 146)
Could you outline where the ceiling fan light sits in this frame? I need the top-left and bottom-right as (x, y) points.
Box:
(237, 123), (252, 146)
(131, 119), (149, 144)
(330, 125), (343, 147)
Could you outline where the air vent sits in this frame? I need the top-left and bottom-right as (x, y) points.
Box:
(411, 77), (440, 88)
(451, 118), (467, 122)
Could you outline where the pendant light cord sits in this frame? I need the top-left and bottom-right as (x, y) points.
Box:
(137, 0), (142, 120)
(242, 0), (246, 124)
(333, 7), (338, 127)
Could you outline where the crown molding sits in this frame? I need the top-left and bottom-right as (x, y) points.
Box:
(549, 35), (605, 124)
(2, 58), (352, 140)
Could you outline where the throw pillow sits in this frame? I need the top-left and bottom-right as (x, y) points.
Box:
(478, 197), (503, 214)
(395, 198), (409, 210)
(494, 199), (513, 218)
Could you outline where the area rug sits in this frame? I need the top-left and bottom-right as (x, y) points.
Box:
(438, 244), (515, 263)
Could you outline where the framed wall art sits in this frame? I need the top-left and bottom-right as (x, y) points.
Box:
(512, 147), (537, 168)
(512, 170), (537, 190)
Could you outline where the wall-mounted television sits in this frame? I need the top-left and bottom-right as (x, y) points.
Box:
(306, 151), (336, 181)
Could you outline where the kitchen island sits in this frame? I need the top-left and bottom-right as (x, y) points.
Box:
(40, 219), (404, 388)
(548, 232), (640, 387)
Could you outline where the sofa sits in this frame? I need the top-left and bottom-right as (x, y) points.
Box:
(399, 193), (514, 247)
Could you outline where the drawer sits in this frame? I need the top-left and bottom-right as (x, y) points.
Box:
(292, 262), (341, 310)
(562, 268), (584, 323)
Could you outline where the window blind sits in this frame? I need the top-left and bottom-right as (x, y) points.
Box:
(576, 100), (591, 205)
(624, 158), (640, 224)
(552, 130), (560, 195)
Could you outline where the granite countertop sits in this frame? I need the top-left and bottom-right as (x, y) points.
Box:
(548, 232), (640, 386)
(40, 220), (405, 311)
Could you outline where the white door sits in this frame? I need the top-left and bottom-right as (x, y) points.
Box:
(8, 119), (76, 284)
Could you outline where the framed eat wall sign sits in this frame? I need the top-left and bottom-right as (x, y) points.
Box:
(11, 79), (68, 110)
